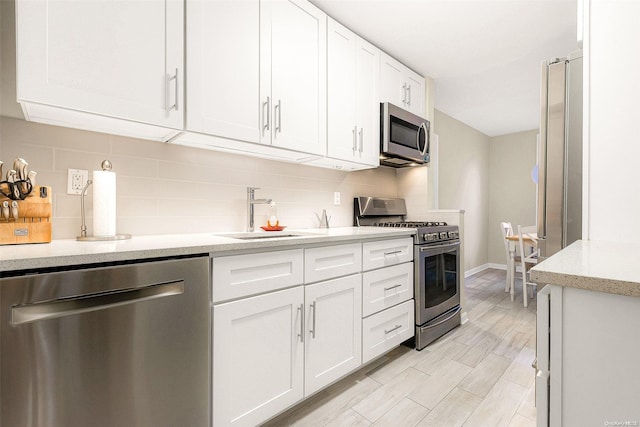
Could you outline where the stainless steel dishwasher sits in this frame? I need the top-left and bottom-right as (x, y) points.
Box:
(0, 256), (210, 427)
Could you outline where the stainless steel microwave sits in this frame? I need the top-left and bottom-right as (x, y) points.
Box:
(380, 102), (430, 167)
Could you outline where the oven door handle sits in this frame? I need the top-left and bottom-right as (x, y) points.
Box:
(419, 305), (462, 331)
(419, 241), (460, 252)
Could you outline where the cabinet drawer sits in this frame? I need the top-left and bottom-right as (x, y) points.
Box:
(362, 262), (413, 317)
(362, 299), (414, 364)
(362, 238), (413, 271)
(304, 243), (362, 283)
(212, 249), (304, 303)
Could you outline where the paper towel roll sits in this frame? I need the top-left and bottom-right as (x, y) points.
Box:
(92, 170), (116, 237)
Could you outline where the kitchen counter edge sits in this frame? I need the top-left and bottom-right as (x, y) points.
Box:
(530, 239), (640, 297)
(0, 227), (415, 273)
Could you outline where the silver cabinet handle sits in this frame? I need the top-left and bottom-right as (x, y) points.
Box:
(11, 281), (184, 326)
(297, 303), (304, 343)
(402, 83), (407, 105)
(407, 84), (411, 107)
(262, 96), (271, 135)
(384, 324), (402, 334)
(384, 250), (402, 256)
(165, 68), (179, 111)
(358, 128), (363, 153)
(275, 99), (282, 133)
(384, 284), (402, 291)
(309, 301), (316, 338)
(352, 126), (357, 152)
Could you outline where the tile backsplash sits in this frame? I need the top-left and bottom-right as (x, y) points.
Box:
(0, 117), (400, 239)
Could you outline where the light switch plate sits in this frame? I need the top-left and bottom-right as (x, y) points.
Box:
(333, 192), (341, 205)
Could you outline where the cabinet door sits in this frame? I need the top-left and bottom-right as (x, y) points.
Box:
(327, 18), (357, 161)
(380, 52), (405, 108)
(405, 69), (425, 117)
(305, 274), (362, 396)
(186, 0), (260, 143)
(213, 287), (304, 427)
(355, 37), (381, 166)
(16, 0), (183, 129)
(262, 0), (327, 155)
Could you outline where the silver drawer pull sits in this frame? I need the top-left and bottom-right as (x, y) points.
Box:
(384, 324), (402, 334)
(384, 250), (402, 256)
(384, 284), (402, 291)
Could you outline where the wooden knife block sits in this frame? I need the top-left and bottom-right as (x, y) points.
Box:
(0, 186), (52, 245)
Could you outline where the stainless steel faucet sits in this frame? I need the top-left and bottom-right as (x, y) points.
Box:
(247, 187), (272, 232)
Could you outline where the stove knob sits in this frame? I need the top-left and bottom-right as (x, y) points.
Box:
(439, 232), (448, 239)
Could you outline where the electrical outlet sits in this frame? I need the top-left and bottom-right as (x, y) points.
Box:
(67, 169), (89, 195)
(333, 192), (341, 206)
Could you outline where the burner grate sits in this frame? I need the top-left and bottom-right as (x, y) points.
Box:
(373, 221), (447, 228)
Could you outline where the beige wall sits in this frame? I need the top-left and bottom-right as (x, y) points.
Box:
(0, 117), (399, 239)
(435, 109), (491, 272)
(488, 130), (538, 265)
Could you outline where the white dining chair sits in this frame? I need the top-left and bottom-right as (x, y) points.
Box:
(517, 225), (539, 307)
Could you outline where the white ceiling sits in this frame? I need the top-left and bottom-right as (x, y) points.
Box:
(310, 0), (578, 137)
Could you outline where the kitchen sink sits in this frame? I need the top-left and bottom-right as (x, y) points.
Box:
(213, 231), (319, 240)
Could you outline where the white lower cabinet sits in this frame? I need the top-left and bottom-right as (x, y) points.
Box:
(213, 286), (304, 427)
(212, 238), (414, 426)
(362, 299), (414, 363)
(304, 274), (362, 395)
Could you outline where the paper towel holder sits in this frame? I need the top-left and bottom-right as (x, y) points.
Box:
(77, 160), (132, 241)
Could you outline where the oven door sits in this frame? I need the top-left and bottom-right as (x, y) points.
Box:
(415, 240), (461, 325)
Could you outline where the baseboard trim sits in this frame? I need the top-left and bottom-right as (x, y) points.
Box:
(465, 263), (490, 278)
(460, 310), (469, 325)
(489, 263), (506, 270)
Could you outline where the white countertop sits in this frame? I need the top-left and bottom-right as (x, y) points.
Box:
(530, 239), (640, 297)
(0, 227), (415, 273)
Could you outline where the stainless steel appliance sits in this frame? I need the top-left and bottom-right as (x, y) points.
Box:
(379, 102), (430, 167)
(0, 256), (210, 427)
(354, 197), (461, 350)
(538, 50), (583, 260)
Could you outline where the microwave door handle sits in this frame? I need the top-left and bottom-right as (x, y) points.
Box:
(417, 122), (429, 156)
(423, 122), (430, 158)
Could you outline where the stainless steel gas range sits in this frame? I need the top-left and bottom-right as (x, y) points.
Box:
(354, 197), (461, 350)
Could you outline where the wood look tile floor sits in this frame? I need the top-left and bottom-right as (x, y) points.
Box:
(263, 269), (537, 427)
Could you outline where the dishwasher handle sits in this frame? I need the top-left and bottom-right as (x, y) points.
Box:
(11, 280), (185, 326)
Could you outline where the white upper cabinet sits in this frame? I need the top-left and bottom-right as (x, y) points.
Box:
(326, 19), (379, 167)
(380, 52), (425, 117)
(183, 0), (326, 158)
(186, 0), (260, 143)
(16, 0), (184, 139)
(261, 0), (327, 156)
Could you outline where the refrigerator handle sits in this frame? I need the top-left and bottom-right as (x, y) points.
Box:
(537, 60), (549, 250)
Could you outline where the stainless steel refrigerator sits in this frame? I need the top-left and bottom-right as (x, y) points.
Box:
(537, 50), (583, 260)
